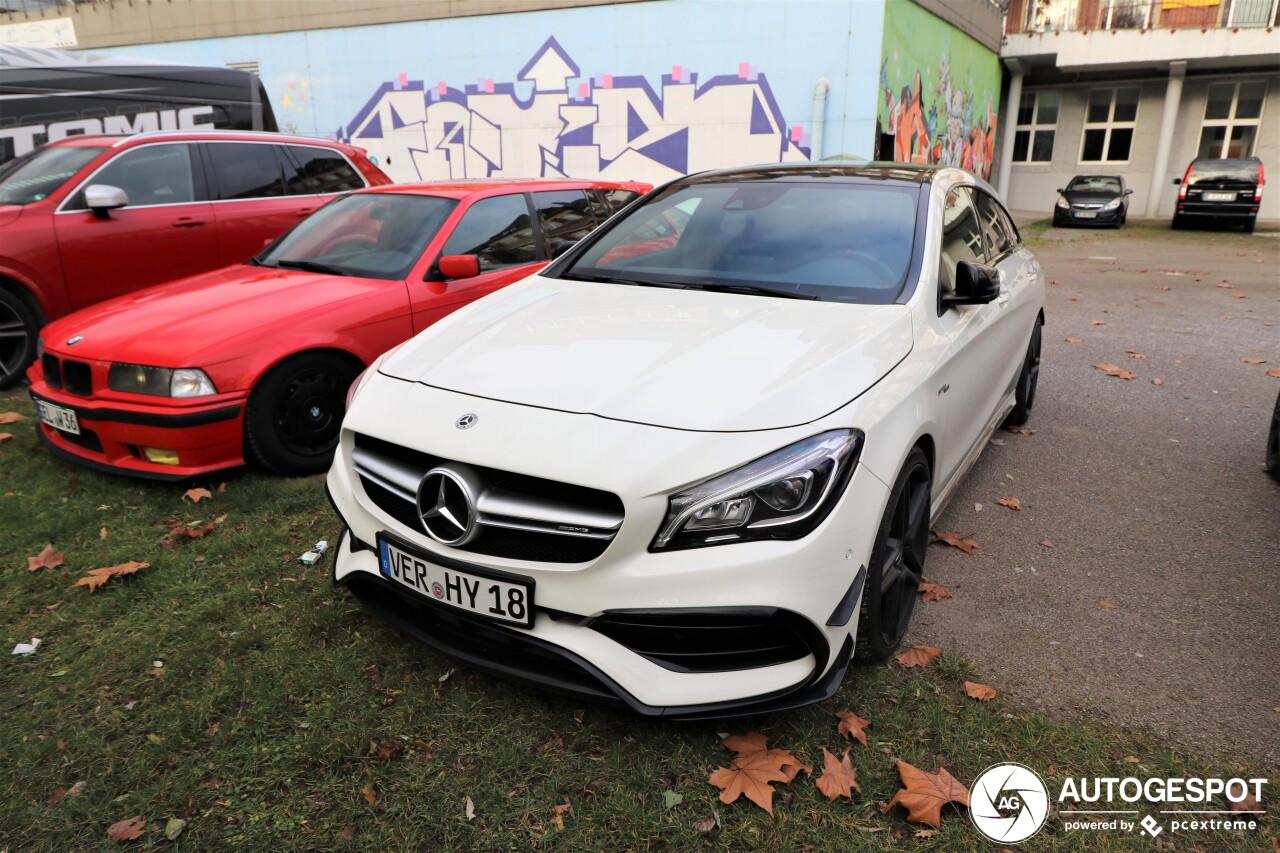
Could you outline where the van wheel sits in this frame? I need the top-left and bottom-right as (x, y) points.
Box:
(0, 288), (39, 391)
(1171, 215), (1184, 230)
(1244, 217), (1256, 234)
(244, 353), (357, 475)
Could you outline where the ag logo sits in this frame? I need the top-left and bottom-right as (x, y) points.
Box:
(970, 763), (1050, 844)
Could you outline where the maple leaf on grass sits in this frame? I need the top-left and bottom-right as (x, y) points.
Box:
(183, 487), (213, 503)
(1094, 363), (1137, 380)
(931, 530), (978, 555)
(884, 760), (971, 827)
(895, 645), (942, 668)
(107, 816), (147, 841)
(28, 544), (64, 572)
(835, 710), (871, 746)
(995, 497), (1022, 511)
(0, 411), (24, 424)
(964, 681), (997, 701)
(918, 580), (952, 602)
(708, 732), (805, 814)
(75, 561), (150, 592)
(815, 747), (860, 801)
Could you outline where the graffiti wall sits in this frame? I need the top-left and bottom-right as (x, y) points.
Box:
(338, 37), (810, 184)
(876, 0), (1002, 179)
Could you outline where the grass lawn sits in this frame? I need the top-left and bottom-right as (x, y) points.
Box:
(1, 390), (1275, 851)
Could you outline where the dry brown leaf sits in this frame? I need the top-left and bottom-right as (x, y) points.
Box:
(0, 411), (24, 424)
(1231, 794), (1261, 813)
(50, 786), (68, 805)
(1094, 363), (1137, 380)
(217, 481), (228, 493)
(1232, 293), (1249, 299)
(372, 741), (404, 762)
(835, 710), (871, 746)
(964, 681), (997, 701)
(1064, 337), (1084, 344)
(1097, 599), (1117, 609)
(1039, 539), (1054, 548)
(896, 645), (942, 668)
(107, 816), (147, 842)
(995, 497), (1021, 511)
(1216, 282), (1233, 288)
(361, 783), (377, 804)
(883, 760), (971, 827)
(1152, 378), (1165, 386)
(708, 732), (800, 814)
(1268, 369), (1280, 378)
(815, 747), (860, 801)
(931, 530), (978, 555)
(183, 487), (213, 503)
(1008, 426), (1035, 436)
(0, 432), (13, 443)
(28, 544), (64, 572)
(694, 816), (717, 833)
(919, 580), (952, 602)
(74, 561), (150, 592)
(1243, 358), (1267, 365)
(170, 522), (216, 539)
(1089, 320), (1106, 326)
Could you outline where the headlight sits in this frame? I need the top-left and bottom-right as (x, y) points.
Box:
(1056, 196), (1070, 210)
(108, 363), (217, 397)
(650, 429), (862, 551)
(1103, 199), (1121, 210)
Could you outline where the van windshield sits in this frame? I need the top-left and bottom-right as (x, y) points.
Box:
(0, 146), (105, 205)
(1188, 161), (1260, 184)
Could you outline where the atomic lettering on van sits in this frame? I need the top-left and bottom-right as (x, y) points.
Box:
(0, 105), (216, 158)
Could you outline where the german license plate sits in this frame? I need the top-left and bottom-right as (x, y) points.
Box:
(1203, 192), (1235, 201)
(1074, 210), (1097, 219)
(377, 532), (533, 628)
(36, 399), (80, 435)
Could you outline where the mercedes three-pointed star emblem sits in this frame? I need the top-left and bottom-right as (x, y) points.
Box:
(416, 468), (477, 545)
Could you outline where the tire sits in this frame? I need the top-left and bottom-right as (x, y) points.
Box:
(1266, 391), (1280, 482)
(1244, 217), (1256, 234)
(1171, 214), (1184, 230)
(855, 447), (931, 662)
(1004, 322), (1042, 427)
(0, 287), (40, 391)
(244, 352), (358, 476)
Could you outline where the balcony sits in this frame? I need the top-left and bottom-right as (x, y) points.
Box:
(1006, 0), (1279, 34)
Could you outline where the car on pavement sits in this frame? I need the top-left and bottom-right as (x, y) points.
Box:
(1267, 390), (1280, 482)
(1172, 157), (1265, 232)
(1053, 174), (1132, 227)
(27, 178), (650, 480)
(326, 162), (1046, 717)
(0, 130), (392, 389)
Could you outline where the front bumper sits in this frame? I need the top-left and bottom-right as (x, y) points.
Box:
(327, 381), (889, 716)
(1055, 206), (1122, 225)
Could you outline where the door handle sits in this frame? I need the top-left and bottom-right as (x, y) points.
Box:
(171, 217), (206, 228)
(295, 208), (315, 218)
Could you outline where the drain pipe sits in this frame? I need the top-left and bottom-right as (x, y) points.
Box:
(811, 77), (829, 161)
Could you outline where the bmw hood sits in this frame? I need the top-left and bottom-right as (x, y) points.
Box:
(379, 275), (913, 432)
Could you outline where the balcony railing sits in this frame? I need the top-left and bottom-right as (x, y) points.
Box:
(1006, 0), (1280, 34)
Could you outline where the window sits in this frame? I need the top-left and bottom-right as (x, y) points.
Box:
(1198, 81), (1266, 159)
(69, 144), (196, 209)
(532, 190), (597, 257)
(1080, 88), (1139, 163)
(440, 194), (536, 272)
(1012, 91), (1058, 163)
(974, 191), (1018, 259)
(586, 188), (640, 222)
(207, 142), (285, 200)
(284, 146), (364, 195)
(939, 188), (986, 297)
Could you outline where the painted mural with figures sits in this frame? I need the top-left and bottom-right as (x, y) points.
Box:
(335, 37), (812, 184)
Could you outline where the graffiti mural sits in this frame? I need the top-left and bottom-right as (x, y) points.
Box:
(335, 37), (811, 184)
(875, 0), (1002, 179)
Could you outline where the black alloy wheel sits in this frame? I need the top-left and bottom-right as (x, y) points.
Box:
(0, 288), (38, 391)
(245, 352), (358, 475)
(855, 447), (931, 661)
(1005, 322), (1042, 427)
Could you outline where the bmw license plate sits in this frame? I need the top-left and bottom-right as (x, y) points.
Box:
(36, 399), (80, 435)
(1074, 210), (1097, 219)
(1203, 192), (1235, 201)
(377, 532), (534, 628)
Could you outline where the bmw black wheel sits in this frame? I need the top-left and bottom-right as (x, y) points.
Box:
(1005, 323), (1042, 427)
(856, 447), (931, 662)
(0, 288), (39, 391)
(245, 352), (358, 475)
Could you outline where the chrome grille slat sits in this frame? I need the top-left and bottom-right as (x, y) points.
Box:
(476, 488), (622, 532)
(352, 446), (421, 502)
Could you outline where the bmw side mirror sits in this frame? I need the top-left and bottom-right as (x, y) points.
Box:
(942, 261), (1001, 310)
(438, 254), (480, 280)
(84, 184), (129, 220)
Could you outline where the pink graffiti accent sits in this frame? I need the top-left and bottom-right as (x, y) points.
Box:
(602, 73), (613, 88)
(790, 125), (803, 143)
(399, 72), (408, 88)
(738, 62), (750, 80)
(579, 81), (589, 98)
(485, 79), (494, 94)
(437, 81), (448, 95)
(672, 64), (683, 82)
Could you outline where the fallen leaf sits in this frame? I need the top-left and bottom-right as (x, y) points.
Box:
(694, 816), (717, 833)
(1039, 539), (1054, 548)
(1064, 337), (1084, 344)
(1152, 378), (1164, 386)
(1097, 599), (1117, 609)
(183, 487), (213, 503)
(217, 481), (228, 493)
(465, 795), (476, 820)
(1232, 293), (1249, 299)
(0, 411), (24, 424)
(1231, 794), (1260, 813)
(663, 790), (683, 809)
(815, 747), (860, 801)
(1268, 369), (1280, 378)
(99, 527), (109, 540)
(69, 781), (87, 797)
(883, 760), (971, 827)
(836, 710), (872, 746)
(1125, 350), (1146, 359)
(708, 732), (798, 814)
(919, 580), (952, 602)
(896, 645), (942, 668)
(995, 497), (1022, 511)
(964, 681), (997, 701)
(50, 786), (67, 805)
(1093, 363), (1137, 380)
(75, 561), (150, 592)
(0, 432), (12, 443)
(1243, 358), (1266, 365)
(931, 530), (978, 555)
(164, 817), (187, 841)
(372, 740), (404, 762)
(1089, 320), (1106, 325)
(1008, 427), (1035, 436)
(1216, 283), (1233, 288)
(361, 783), (377, 804)
(28, 544), (64, 572)
(107, 816), (146, 842)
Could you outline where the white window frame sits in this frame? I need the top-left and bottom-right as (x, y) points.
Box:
(1198, 80), (1267, 159)
(1078, 87), (1140, 165)
(1012, 90), (1059, 163)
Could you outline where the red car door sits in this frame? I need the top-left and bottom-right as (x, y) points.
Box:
(52, 142), (219, 311)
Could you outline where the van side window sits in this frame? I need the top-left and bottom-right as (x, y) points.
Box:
(207, 142), (285, 200)
(67, 144), (197, 209)
(284, 146), (364, 195)
(939, 187), (986, 295)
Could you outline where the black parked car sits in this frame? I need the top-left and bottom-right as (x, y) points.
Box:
(1053, 175), (1132, 227)
(1172, 158), (1264, 233)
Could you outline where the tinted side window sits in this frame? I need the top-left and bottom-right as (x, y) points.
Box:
(939, 188), (986, 295)
(70, 144), (196, 208)
(207, 143), (285, 200)
(533, 190), (597, 257)
(440, 194), (537, 272)
(285, 146), (365, 195)
(974, 191), (1016, 259)
(601, 189), (640, 213)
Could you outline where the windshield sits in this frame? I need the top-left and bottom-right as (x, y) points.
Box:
(1067, 176), (1121, 193)
(554, 181), (919, 303)
(1188, 161), (1260, 184)
(0, 146), (105, 206)
(256, 193), (457, 280)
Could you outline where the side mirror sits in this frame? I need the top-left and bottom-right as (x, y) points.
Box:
(1055, 188), (1064, 194)
(438, 254), (480, 280)
(1171, 178), (1182, 186)
(942, 261), (1001, 310)
(1124, 188), (1134, 195)
(84, 184), (128, 219)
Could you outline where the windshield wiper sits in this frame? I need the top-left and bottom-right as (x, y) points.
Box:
(274, 259), (350, 276)
(684, 283), (819, 301)
(562, 272), (689, 289)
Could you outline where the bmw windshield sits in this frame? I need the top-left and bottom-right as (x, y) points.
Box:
(553, 180), (920, 304)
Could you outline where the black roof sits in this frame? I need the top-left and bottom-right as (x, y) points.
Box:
(680, 161), (943, 186)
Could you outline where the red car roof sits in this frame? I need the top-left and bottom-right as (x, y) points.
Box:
(358, 178), (652, 199)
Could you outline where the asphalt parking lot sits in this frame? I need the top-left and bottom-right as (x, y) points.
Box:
(907, 221), (1280, 766)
